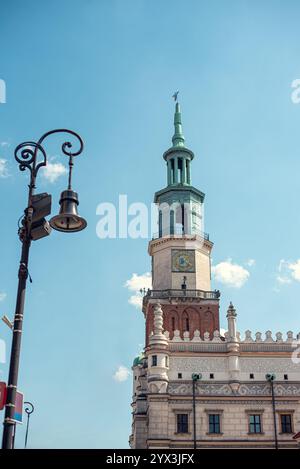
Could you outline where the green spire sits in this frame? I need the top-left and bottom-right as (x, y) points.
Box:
(172, 102), (185, 147)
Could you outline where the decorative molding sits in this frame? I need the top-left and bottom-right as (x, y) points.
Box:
(168, 382), (300, 397)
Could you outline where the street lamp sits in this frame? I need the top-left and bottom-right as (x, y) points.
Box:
(192, 372), (202, 450)
(266, 373), (278, 450)
(1, 129), (87, 450)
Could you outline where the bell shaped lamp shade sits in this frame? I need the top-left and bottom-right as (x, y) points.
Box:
(50, 189), (87, 233)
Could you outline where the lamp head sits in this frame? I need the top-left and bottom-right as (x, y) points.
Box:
(49, 189), (87, 233)
(192, 373), (202, 382)
(266, 372), (276, 382)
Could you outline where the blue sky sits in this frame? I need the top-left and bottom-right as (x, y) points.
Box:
(1, 0), (300, 448)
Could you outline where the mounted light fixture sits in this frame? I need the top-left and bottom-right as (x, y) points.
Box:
(50, 152), (87, 233)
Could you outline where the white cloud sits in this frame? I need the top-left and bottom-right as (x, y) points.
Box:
(277, 259), (300, 285)
(246, 259), (256, 267)
(212, 259), (250, 288)
(124, 272), (152, 291)
(128, 295), (143, 309)
(124, 272), (152, 309)
(42, 161), (67, 183)
(288, 260), (300, 282)
(0, 292), (7, 302)
(113, 365), (131, 382)
(0, 159), (9, 178)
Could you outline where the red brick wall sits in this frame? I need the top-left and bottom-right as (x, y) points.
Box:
(145, 301), (219, 345)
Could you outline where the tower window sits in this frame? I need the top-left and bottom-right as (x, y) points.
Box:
(178, 373), (182, 379)
(210, 373), (214, 379)
(184, 318), (189, 332)
(152, 355), (157, 367)
(177, 414), (188, 433)
(250, 373), (254, 379)
(172, 317), (175, 331)
(165, 356), (169, 367)
(284, 374), (288, 380)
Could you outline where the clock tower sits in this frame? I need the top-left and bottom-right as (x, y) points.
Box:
(144, 101), (220, 345)
(130, 102), (300, 451)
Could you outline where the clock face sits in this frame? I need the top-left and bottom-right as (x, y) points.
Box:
(172, 250), (195, 272)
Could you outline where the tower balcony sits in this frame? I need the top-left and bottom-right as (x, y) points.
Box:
(152, 226), (209, 241)
(143, 288), (220, 305)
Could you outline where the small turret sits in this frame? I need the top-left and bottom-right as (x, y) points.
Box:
(147, 303), (169, 393)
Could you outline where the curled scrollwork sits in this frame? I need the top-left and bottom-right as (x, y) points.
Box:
(14, 141), (46, 177)
(37, 128), (84, 159)
(24, 401), (34, 416)
(14, 129), (84, 179)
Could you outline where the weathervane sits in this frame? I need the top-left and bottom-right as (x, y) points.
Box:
(172, 90), (179, 101)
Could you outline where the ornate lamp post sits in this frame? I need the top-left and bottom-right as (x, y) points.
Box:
(192, 372), (202, 450)
(266, 373), (278, 450)
(2, 129), (87, 450)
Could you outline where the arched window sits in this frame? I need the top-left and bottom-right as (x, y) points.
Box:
(172, 317), (175, 331)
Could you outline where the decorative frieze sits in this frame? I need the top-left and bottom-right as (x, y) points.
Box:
(168, 382), (300, 396)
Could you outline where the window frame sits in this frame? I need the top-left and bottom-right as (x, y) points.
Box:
(248, 414), (262, 434)
(176, 413), (189, 434)
(277, 411), (295, 434)
(204, 409), (223, 436)
(208, 414), (221, 434)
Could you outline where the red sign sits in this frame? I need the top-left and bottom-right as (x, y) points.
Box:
(0, 382), (7, 410)
(293, 431), (300, 440)
(14, 391), (23, 424)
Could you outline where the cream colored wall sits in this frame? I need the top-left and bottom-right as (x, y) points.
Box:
(146, 398), (300, 446)
(150, 237), (212, 291)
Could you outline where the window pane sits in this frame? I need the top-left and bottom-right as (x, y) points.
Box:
(209, 414), (220, 433)
(177, 414), (188, 433)
(281, 414), (292, 433)
(249, 415), (261, 433)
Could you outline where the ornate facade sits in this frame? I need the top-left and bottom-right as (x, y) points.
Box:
(129, 102), (300, 449)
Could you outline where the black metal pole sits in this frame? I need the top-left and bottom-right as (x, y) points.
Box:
(1, 129), (84, 450)
(192, 380), (196, 449)
(2, 232), (31, 449)
(270, 380), (278, 450)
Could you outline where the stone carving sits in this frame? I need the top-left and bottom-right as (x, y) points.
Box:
(203, 331), (210, 341)
(239, 357), (300, 372)
(287, 331), (294, 343)
(255, 332), (262, 342)
(164, 331), (170, 340)
(153, 303), (163, 334)
(170, 356), (228, 372)
(212, 330), (222, 342)
(275, 332), (283, 343)
(172, 330), (181, 342)
(236, 332), (241, 342)
(265, 330), (274, 343)
(183, 331), (190, 342)
(148, 381), (168, 394)
(224, 331), (229, 341)
(244, 330), (254, 343)
(191, 329), (202, 342)
(168, 382), (232, 396)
